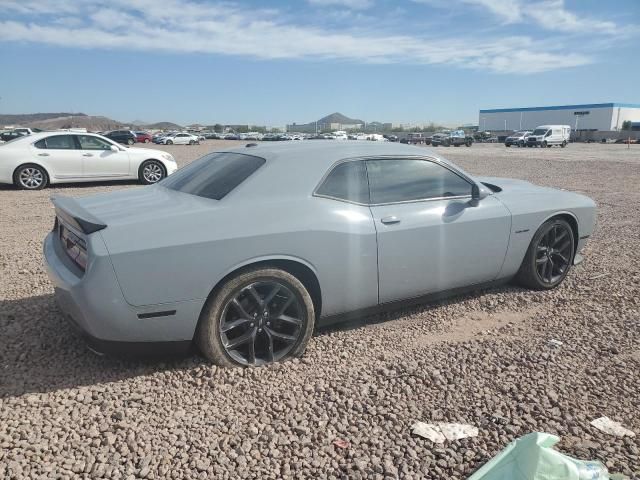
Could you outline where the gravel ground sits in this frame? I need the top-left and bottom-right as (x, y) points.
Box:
(1, 141), (639, 479)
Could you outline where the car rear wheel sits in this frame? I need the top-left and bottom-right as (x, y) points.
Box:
(14, 164), (48, 190)
(465, 139), (472, 147)
(197, 267), (315, 367)
(516, 218), (574, 290)
(189, 140), (196, 145)
(144, 139), (150, 143)
(138, 160), (166, 184)
(127, 139), (134, 145)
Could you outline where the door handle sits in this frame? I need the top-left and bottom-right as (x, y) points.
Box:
(381, 216), (401, 225)
(37, 153), (50, 157)
(82, 153), (93, 157)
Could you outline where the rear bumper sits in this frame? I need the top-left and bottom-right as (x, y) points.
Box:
(43, 231), (202, 352)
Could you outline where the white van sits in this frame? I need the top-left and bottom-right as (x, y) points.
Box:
(526, 125), (571, 148)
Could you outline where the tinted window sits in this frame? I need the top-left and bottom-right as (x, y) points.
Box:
(366, 159), (471, 204)
(161, 152), (265, 200)
(39, 135), (77, 150)
(78, 135), (112, 150)
(316, 160), (369, 204)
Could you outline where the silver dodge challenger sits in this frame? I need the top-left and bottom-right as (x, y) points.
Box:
(44, 142), (596, 366)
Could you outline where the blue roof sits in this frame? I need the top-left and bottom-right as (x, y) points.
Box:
(480, 103), (640, 114)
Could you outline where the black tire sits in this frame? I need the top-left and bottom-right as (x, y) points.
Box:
(166, 140), (173, 145)
(189, 140), (196, 145)
(465, 140), (472, 147)
(144, 139), (150, 143)
(506, 144), (511, 148)
(13, 163), (49, 190)
(541, 141), (547, 148)
(196, 267), (315, 367)
(127, 138), (134, 145)
(138, 160), (166, 185)
(561, 141), (567, 148)
(516, 218), (575, 290)
(519, 140), (524, 147)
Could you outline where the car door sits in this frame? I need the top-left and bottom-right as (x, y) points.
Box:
(32, 134), (84, 179)
(366, 158), (511, 304)
(76, 135), (130, 177)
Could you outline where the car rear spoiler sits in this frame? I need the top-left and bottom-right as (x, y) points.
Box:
(51, 196), (107, 234)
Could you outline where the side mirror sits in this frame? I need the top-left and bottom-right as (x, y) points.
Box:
(471, 184), (480, 200)
(110, 145), (119, 151)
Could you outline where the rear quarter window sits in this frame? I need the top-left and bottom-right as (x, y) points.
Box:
(315, 160), (369, 204)
(161, 152), (265, 200)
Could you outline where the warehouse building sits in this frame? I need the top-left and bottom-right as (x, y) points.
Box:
(478, 103), (640, 132)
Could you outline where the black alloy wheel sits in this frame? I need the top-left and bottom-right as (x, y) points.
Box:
(197, 268), (315, 367)
(517, 218), (575, 290)
(219, 281), (305, 365)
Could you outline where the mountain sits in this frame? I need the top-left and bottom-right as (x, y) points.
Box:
(0, 112), (87, 125)
(29, 115), (125, 132)
(142, 121), (183, 130)
(316, 112), (364, 125)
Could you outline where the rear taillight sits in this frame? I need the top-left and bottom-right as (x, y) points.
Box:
(59, 223), (88, 271)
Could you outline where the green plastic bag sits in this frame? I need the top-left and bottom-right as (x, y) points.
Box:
(469, 432), (608, 480)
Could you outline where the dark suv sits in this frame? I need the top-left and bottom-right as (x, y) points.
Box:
(104, 130), (137, 145)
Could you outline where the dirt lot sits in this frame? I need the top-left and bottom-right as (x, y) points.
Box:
(1, 141), (639, 479)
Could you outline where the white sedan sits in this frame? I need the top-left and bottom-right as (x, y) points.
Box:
(0, 132), (178, 190)
(157, 132), (200, 145)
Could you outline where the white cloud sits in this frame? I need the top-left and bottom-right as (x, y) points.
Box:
(0, 0), (594, 74)
(307, 0), (374, 9)
(415, 0), (621, 34)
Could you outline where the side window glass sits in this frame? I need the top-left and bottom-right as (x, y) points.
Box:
(78, 135), (112, 150)
(34, 139), (47, 149)
(366, 159), (471, 204)
(316, 160), (369, 204)
(41, 135), (77, 150)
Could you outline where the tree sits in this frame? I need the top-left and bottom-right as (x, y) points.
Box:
(213, 123), (223, 133)
(621, 120), (632, 131)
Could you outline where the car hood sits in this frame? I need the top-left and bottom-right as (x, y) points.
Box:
(475, 176), (594, 205)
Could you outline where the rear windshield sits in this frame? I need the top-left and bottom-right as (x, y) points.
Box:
(161, 152), (265, 200)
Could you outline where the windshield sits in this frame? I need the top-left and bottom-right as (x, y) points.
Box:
(161, 152), (266, 200)
(533, 128), (548, 135)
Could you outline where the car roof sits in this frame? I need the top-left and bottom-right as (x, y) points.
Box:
(222, 141), (450, 169)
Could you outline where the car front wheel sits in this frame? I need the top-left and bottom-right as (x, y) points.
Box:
(197, 267), (315, 367)
(139, 160), (166, 184)
(516, 218), (574, 290)
(14, 164), (48, 190)
(127, 139), (134, 145)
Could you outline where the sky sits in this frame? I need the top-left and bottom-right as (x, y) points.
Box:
(0, 0), (638, 126)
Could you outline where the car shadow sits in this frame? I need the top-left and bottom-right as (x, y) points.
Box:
(0, 293), (201, 398)
(1, 283), (524, 397)
(316, 282), (524, 335)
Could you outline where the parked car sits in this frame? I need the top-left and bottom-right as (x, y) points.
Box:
(448, 130), (473, 147)
(386, 135), (399, 142)
(104, 130), (137, 145)
(43, 142), (596, 366)
(135, 131), (153, 143)
(505, 131), (532, 147)
(205, 132), (222, 139)
(224, 133), (241, 140)
(0, 131), (28, 143)
(158, 132), (200, 145)
(405, 133), (428, 145)
(431, 133), (451, 147)
(526, 125), (571, 148)
(0, 132), (177, 189)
